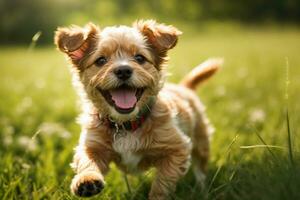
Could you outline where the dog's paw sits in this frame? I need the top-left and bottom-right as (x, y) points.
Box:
(71, 171), (104, 197)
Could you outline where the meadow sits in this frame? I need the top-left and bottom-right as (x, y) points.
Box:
(0, 23), (300, 200)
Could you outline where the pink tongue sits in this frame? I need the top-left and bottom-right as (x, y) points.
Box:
(110, 88), (137, 109)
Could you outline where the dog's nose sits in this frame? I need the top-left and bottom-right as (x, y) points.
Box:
(114, 65), (133, 81)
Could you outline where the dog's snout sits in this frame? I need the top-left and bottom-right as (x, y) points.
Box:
(114, 65), (133, 81)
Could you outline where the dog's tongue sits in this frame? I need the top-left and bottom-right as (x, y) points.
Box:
(110, 88), (137, 109)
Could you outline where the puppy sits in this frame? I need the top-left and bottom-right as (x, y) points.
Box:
(54, 20), (222, 199)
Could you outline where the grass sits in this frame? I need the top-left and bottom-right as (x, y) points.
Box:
(0, 23), (300, 200)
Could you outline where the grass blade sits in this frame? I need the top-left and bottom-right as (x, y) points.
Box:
(285, 57), (294, 167)
(286, 105), (294, 166)
(207, 134), (239, 194)
(124, 173), (132, 196)
(240, 145), (285, 150)
(251, 125), (278, 162)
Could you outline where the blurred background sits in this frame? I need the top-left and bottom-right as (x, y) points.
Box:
(1, 0), (300, 44)
(1, 0), (300, 199)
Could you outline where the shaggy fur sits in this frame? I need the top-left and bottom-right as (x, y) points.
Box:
(54, 19), (222, 200)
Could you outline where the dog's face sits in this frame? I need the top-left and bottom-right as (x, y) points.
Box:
(55, 20), (181, 121)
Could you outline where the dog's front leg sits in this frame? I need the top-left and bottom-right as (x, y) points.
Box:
(70, 128), (113, 197)
(149, 138), (191, 200)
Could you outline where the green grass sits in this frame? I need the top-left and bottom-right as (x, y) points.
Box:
(1, 24), (300, 200)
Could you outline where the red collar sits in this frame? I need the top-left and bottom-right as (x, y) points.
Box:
(104, 96), (155, 132)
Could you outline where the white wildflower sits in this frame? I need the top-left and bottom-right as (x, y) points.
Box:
(17, 135), (37, 152)
(35, 79), (46, 89)
(21, 163), (31, 170)
(3, 134), (13, 146)
(3, 125), (14, 135)
(16, 97), (33, 115)
(231, 101), (242, 112)
(237, 67), (248, 79)
(249, 108), (266, 123)
(3, 125), (14, 146)
(215, 85), (226, 97)
(38, 122), (71, 139)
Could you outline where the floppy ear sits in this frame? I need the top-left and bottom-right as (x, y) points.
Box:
(54, 23), (99, 66)
(133, 20), (182, 65)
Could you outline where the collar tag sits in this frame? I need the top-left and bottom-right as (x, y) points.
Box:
(104, 96), (156, 133)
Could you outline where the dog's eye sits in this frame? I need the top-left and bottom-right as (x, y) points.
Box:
(134, 54), (146, 65)
(95, 56), (107, 67)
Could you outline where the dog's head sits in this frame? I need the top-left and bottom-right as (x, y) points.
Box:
(55, 20), (181, 121)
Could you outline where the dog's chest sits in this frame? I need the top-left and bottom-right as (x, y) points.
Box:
(112, 132), (142, 171)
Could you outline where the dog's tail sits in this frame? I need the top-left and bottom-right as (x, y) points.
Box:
(180, 58), (223, 90)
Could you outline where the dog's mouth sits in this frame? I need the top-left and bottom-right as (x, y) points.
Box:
(98, 85), (144, 114)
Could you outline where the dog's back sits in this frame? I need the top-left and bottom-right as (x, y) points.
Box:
(160, 58), (222, 135)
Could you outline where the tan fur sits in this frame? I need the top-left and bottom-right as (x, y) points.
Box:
(54, 19), (222, 200)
